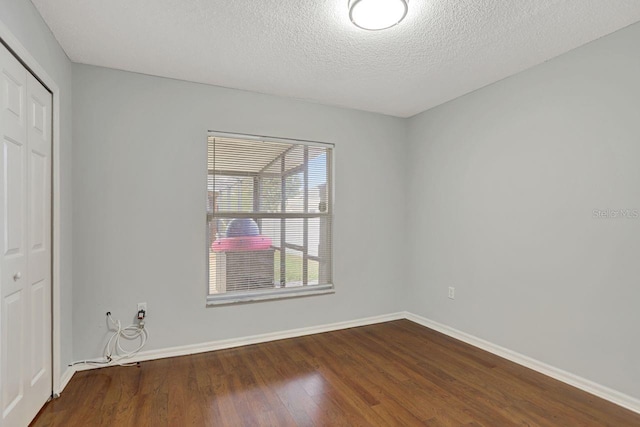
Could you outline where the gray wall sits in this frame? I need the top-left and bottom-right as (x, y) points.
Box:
(406, 22), (640, 399)
(72, 64), (407, 360)
(0, 0), (74, 374)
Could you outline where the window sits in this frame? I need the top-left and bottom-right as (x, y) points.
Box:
(207, 133), (334, 304)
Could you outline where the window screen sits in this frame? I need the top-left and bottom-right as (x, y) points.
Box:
(207, 135), (333, 304)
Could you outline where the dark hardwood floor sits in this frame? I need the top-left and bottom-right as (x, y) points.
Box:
(32, 320), (640, 426)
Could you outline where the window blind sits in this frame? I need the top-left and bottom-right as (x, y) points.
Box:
(207, 135), (333, 304)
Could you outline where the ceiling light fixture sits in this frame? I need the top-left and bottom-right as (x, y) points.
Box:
(349, 0), (408, 31)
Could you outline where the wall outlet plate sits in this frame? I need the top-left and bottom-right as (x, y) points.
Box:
(137, 302), (147, 313)
(448, 287), (455, 299)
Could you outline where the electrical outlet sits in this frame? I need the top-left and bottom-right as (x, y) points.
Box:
(137, 302), (147, 313)
(448, 287), (455, 299)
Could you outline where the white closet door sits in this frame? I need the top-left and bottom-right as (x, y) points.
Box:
(24, 70), (52, 423)
(0, 42), (52, 427)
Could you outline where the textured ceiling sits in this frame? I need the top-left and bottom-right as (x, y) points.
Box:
(31, 0), (640, 117)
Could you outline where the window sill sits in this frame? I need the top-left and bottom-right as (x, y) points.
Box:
(207, 284), (335, 306)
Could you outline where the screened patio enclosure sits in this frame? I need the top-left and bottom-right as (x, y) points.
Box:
(207, 136), (333, 296)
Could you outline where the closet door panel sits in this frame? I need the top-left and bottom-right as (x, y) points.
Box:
(0, 42), (28, 427)
(0, 45), (52, 427)
(25, 72), (52, 417)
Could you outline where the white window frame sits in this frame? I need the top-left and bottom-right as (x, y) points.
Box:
(206, 131), (335, 305)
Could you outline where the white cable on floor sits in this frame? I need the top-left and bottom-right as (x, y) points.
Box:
(69, 312), (149, 367)
(104, 312), (148, 365)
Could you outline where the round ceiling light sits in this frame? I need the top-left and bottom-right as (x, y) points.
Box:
(349, 0), (409, 31)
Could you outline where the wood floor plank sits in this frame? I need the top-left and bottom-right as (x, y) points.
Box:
(31, 320), (640, 426)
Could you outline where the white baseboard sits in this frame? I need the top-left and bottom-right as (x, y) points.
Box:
(67, 312), (405, 375)
(403, 311), (640, 415)
(56, 366), (76, 396)
(62, 310), (640, 415)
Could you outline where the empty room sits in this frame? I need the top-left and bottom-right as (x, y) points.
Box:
(1, 0), (640, 425)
